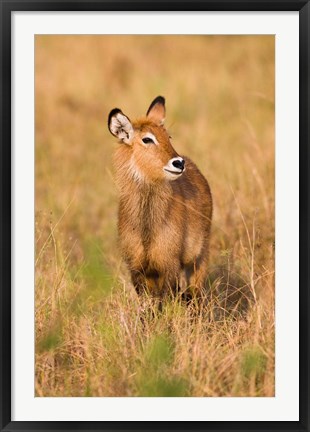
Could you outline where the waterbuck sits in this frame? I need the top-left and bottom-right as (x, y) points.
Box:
(108, 96), (212, 301)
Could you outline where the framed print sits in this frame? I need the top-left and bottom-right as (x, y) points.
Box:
(1, 1), (309, 431)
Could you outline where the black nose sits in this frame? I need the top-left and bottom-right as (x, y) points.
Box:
(172, 159), (185, 170)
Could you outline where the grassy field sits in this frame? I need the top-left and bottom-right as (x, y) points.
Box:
(35, 35), (275, 397)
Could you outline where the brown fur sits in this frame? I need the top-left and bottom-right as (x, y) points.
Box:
(109, 98), (212, 299)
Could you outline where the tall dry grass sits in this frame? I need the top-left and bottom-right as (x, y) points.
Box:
(35, 35), (274, 397)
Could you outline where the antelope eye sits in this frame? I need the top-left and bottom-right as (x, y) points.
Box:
(142, 137), (154, 144)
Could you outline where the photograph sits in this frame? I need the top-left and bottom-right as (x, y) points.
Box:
(34, 35), (275, 397)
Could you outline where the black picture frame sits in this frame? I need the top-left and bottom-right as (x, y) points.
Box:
(1, 1), (309, 431)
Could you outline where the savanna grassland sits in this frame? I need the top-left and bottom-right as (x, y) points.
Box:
(35, 35), (275, 397)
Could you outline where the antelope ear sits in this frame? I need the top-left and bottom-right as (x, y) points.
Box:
(146, 96), (166, 125)
(108, 108), (134, 144)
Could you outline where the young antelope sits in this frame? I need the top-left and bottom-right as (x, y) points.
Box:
(108, 96), (212, 300)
